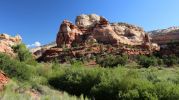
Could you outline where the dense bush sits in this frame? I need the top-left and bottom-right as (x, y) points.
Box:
(137, 55), (158, 68)
(49, 67), (179, 100)
(163, 55), (179, 67)
(96, 54), (128, 67)
(0, 53), (33, 81)
(96, 53), (178, 68)
(0, 52), (64, 82)
(49, 68), (100, 96)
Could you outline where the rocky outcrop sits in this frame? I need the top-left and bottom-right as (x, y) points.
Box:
(0, 34), (22, 55)
(149, 27), (179, 55)
(149, 27), (179, 45)
(30, 42), (57, 58)
(56, 20), (83, 48)
(38, 44), (156, 63)
(56, 14), (159, 51)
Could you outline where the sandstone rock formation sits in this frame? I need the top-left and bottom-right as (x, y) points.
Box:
(56, 20), (83, 48)
(30, 42), (57, 58)
(38, 14), (161, 63)
(76, 14), (101, 28)
(149, 27), (179, 55)
(149, 27), (179, 45)
(0, 33), (22, 55)
(56, 14), (159, 50)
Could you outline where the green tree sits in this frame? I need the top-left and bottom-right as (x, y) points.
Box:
(12, 43), (36, 65)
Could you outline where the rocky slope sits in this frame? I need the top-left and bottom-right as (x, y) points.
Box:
(0, 33), (22, 56)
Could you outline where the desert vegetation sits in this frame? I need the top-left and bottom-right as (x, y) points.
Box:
(0, 43), (178, 100)
(0, 44), (88, 100)
(49, 66), (179, 100)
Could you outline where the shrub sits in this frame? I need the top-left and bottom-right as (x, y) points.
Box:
(163, 55), (179, 67)
(51, 58), (61, 69)
(96, 54), (128, 67)
(116, 54), (128, 66)
(155, 82), (179, 99)
(137, 55), (158, 68)
(157, 58), (164, 66)
(49, 67), (100, 96)
(90, 70), (122, 100)
(71, 60), (83, 67)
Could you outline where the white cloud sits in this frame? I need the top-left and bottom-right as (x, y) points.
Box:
(27, 41), (41, 48)
(34, 41), (41, 47)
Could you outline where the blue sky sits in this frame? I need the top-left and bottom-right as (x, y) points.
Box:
(0, 0), (179, 46)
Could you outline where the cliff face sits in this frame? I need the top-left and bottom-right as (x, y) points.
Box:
(149, 27), (179, 45)
(56, 14), (159, 51)
(0, 33), (22, 56)
(149, 27), (179, 56)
